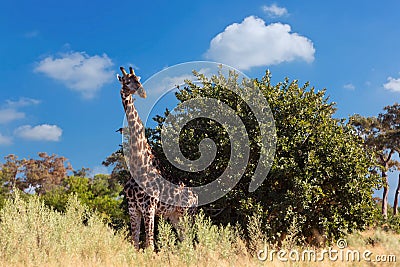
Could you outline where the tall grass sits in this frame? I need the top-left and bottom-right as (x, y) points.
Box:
(0, 192), (137, 266)
(0, 192), (399, 266)
(156, 211), (249, 266)
(0, 193), (252, 266)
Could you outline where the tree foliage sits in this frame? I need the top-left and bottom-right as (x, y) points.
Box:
(102, 147), (131, 186)
(350, 103), (400, 217)
(42, 174), (127, 228)
(23, 152), (72, 195)
(0, 154), (26, 193)
(0, 153), (72, 196)
(146, 70), (381, 243)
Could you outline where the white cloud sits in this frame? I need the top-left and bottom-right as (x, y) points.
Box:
(6, 97), (41, 108)
(262, 4), (288, 17)
(153, 74), (196, 94)
(383, 76), (400, 93)
(148, 68), (211, 95)
(343, 83), (355, 90)
(0, 133), (12, 146)
(0, 108), (25, 124)
(204, 16), (315, 70)
(34, 51), (114, 99)
(0, 97), (40, 124)
(14, 124), (62, 141)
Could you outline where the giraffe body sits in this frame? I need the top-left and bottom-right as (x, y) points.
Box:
(117, 67), (197, 250)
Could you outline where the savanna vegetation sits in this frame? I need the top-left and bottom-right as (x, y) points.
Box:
(0, 70), (399, 266)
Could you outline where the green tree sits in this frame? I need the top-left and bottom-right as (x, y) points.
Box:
(350, 103), (400, 218)
(42, 174), (127, 228)
(146, 70), (381, 243)
(102, 147), (131, 186)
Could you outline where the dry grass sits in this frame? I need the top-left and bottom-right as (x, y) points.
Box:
(0, 194), (398, 267)
(255, 228), (399, 267)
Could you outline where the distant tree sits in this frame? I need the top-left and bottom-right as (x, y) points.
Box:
(0, 154), (26, 192)
(73, 167), (90, 177)
(22, 152), (72, 195)
(42, 174), (127, 228)
(0, 152), (127, 227)
(146, 70), (381, 243)
(0, 169), (7, 208)
(350, 103), (400, 218)
(102, 147), (131, 186)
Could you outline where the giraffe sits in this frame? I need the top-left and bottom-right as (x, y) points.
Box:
(117, 66), (198, 250)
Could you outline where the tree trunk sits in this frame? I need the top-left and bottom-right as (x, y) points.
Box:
(382, 171), (388, 220)
(394, 173), (400, 216)
(380, 153), (393, 220)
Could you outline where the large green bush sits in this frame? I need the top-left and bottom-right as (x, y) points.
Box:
(147, 70), (381, 244)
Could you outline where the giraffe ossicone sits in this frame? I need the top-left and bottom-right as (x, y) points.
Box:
(118, 66), (198, 250)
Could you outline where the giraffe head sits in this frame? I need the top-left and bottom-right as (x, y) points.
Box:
(117, 66), (147, 98)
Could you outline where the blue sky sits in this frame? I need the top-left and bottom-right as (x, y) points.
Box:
(1, 1), (399, 201)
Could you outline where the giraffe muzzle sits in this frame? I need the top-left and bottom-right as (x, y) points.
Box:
(137, 86), (147, 98)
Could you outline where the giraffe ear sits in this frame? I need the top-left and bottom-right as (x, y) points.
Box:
(137, 76), (141, 81)
(117, 74), (122, 82)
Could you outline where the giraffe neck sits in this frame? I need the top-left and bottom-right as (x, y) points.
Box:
(121, 91), (155, 178)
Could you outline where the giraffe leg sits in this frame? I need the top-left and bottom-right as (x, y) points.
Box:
(168, 215), (180, 230)
(128, 204), (142, 250)
(168, 215), (184, 241)
(143, 207), (156, 250)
